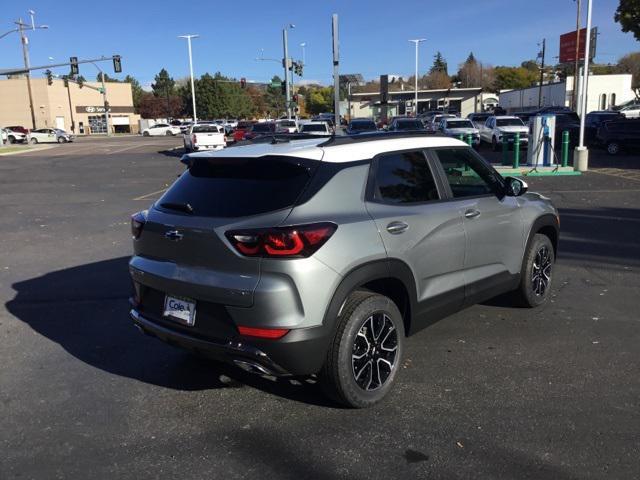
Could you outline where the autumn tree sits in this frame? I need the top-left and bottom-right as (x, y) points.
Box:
(618, 51), (640, 91)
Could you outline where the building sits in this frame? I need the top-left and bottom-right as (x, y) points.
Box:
(0, 77), (140, 134)
(348, 87), (483, 119)
(498, 74), (635, 113)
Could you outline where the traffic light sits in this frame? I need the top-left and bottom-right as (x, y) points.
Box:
(240, 77), (246, 89)
(70, 57), (79, 75)
(292, 94), (298, 103)
(63, 76), (69, 88)
(45, 69), (53, 86)
(113, 55), (122, 73)
(295, 62), (303, 76)
(77, 76), (84, 89)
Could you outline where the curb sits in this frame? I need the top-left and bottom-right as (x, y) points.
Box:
(0, 145), (54, 156)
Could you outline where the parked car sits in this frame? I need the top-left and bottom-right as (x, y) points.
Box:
(179, 122), (193, 135)
(299, 121), (332, 136)
(480, 116), (529, 150)
(275, 119), (299, 133)
(619, 104), (640, 119)
(388, 117), (425, 132)
(243, 122), (280, 140)
(128, 132), (559, 408)
(549, 112), (581, 148)
(29, 128), (74, 144)
(183, 124), (226, 152)
(1, 127), (27, 144)
(6, 125), (29, 135)
(439, 118), (480, 147)
(232, 121), (256, 142)
(346, 119), (378, 135)
(585, 111), (624, 143)
(425, 114), (456, 133)
(142, 123), (181, 136)
(466, 112), (492, 130)
(595, 119), (640, 155)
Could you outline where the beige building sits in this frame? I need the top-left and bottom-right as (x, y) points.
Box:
(0, 77), (140, 134)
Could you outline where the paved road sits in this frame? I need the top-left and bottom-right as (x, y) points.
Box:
(1, 137), (639, 479)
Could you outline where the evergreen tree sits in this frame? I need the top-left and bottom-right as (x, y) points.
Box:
(430, 52), (448, 75)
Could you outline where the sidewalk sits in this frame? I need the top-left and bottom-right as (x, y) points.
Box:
(0, 144), (53, 156)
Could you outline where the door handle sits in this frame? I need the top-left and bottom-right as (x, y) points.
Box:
(386, 221), (409, 234)
(464, 209), (481, 219)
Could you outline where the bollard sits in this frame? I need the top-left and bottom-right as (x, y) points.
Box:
(466, 133), (473, 147)
(458, 134), (464, 142)
(562, 130), (569, 167)
(513, 132), (520, 169)
(502, 137), (509, 165)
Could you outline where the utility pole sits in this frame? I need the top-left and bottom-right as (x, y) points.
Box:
(100, 71), (111, 136)
(572, 0), (582, 110)
(538, 38), (546, 108)
(17, 19), (37, 129)
(409, 39), (426, 116)
(65, 78), (75, 133)
(282, 26), (293, 119)
(332, 14), (340, 130)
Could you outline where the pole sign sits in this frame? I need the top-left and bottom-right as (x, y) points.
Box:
(559, 27), (597, 63)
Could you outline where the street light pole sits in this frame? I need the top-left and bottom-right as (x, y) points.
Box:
(17, 19), (36, 129)
(179, 34), (199, 122)
(409, 38), (426, 116)
(574, 0), (592, 172)
(282, 25), (294, 120)
(300, 42), (306, 66)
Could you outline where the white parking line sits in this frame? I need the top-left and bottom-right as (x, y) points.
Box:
(134, 188), (168, 201)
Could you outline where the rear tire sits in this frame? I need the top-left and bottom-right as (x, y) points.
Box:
(142, 131), (150, 137)
(319, 291), (405, 408)
(513, 234), (555, 308)
(165, 130), (174, 136)
(30, 138), (38, 144)
(606, 141), (620, 155)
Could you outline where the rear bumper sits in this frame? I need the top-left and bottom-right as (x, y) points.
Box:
(130, 307), (331, 376)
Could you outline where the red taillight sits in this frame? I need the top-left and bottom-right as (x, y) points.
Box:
(237, 326), (290, 339)
(131, 210), (147, 239)
(226, 223), (337, 258)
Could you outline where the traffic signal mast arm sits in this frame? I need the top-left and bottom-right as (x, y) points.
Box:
(0, 55), (122, 76)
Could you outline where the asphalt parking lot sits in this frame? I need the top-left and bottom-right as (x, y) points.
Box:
(1, 136), (639, 479)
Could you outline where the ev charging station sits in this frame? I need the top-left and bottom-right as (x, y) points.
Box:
(527, 115), (556, 167)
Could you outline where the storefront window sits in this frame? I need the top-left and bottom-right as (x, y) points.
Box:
(88, 115), (107, 134)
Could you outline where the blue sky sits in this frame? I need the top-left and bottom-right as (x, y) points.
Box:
(1, 0), (637, 88)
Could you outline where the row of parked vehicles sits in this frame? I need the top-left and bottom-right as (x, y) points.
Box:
(0, 125), (75, 145)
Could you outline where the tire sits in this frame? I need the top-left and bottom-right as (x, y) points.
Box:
(514, 233), (555, 308)
(8, 136), (15, 144)
(165, 130), (174, 136)
(606, 141), (620, 155)
(319, 291), (405, 408)
(142, 131), (150, 137)
(30, 138), (38, 144)
(492, 136), (499, 151)
(57, 136), (65, 143)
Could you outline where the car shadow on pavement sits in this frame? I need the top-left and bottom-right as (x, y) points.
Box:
(5, 256), (336, 408)
(158, 148), (184, 158)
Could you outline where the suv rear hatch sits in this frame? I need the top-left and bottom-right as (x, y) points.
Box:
(132, 155), (319, 308)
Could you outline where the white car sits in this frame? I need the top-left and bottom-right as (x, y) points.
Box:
(480, 116), (529, 150)
(142, 123), (181, 136)
(1, 127), (27, 144)
(438, 118), (480, 147)
(619, 104), (640, 119)
(299, 121), (331, 136)
(275, 119), (299, 133)
(183, 124), (226, 152)
(29, 128), (74, 144)
(426, 114), (456, 133)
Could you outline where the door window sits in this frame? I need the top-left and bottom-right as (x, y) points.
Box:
(432, 148), (503, 198)
(372, 151), (440, 204)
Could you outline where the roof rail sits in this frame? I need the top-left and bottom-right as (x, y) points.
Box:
(319, 130), (443, 147)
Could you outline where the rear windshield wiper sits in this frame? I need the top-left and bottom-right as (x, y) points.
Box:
(159, 202), (194, 214)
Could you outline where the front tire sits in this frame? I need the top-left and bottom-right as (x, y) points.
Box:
(165, 130), (174, 136)
(319, 291), (405, 408)
(30, 138), (38, 144)
(514, 234), (555, 307)
(606, 141), (620, 155)
(142, 131), (150, 137)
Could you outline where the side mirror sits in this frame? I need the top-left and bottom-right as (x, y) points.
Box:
(504, 176), (528, 197)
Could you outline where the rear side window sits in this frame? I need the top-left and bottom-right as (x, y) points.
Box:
(373, 151), (439, 204)
(157, 156), (314, 217)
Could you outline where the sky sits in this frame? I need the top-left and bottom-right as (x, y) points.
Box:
(1, 0), (637, 89)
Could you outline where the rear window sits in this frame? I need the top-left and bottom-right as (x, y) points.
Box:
(350, 121), (376, 130)
(157, 156), (314, 218)
(397, 120), (423, 129)
(252, 123), (274, 132)
(192, 125), (221, 133)
(496, 118), (525, 127)
(301, 124), (328, 132)
(446, 120), (474, 129)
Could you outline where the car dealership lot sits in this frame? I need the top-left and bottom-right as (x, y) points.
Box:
(1, 136), (639, 479)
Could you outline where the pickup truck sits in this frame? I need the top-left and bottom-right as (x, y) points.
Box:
(183, 124), (226, 152)
(480, 115), (529, 150)
(438, 117), (480, 147)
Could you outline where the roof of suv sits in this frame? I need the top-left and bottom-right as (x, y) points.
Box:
(187, 133), (465, 163)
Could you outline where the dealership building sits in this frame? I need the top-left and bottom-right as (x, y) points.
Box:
(0, 77), (140, 134)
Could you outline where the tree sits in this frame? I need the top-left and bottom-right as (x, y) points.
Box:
(615, 0), (640, 41)
(123, 75), (144, 111)
(151, 68), (176, 97)
(96, 73), (120, 82)
(430, 52), (448, 75)
(618, 51), (640, 91)
(182, 72), (254, 119)
(493, 66), (538, 91)
(457, 52), (482, 87)
(263, 75), (286, 117)
(423, 71), (452, 89)
(306, 87), (334, 115)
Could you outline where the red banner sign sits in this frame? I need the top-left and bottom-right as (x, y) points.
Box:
(559, 27), (597, 64)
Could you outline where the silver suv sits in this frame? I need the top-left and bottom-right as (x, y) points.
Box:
(128, 133), (559, 408)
